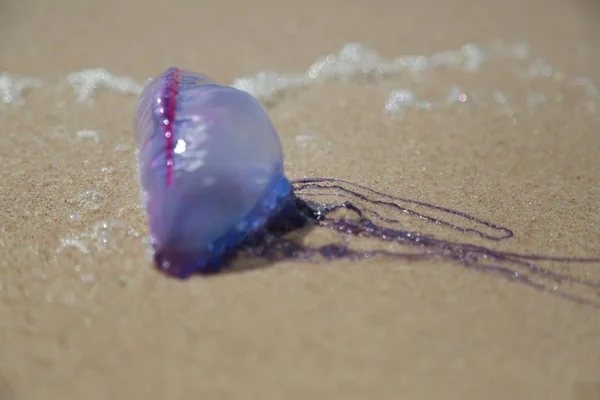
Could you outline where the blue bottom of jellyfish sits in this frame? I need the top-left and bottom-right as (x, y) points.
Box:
(154, 174), (302, 278)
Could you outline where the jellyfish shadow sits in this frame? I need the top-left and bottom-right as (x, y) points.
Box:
(215, 177), (600, 308)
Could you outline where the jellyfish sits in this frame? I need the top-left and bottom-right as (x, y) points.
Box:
(132, 68), (600, 308)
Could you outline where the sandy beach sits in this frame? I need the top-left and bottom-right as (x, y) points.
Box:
(1, 0), (600, 399)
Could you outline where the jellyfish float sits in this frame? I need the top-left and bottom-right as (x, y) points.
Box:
(133, 67), (315, 278)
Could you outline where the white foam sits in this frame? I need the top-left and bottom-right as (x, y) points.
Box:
(3, 40), (597, 116)
(384, 89), (416, 114)
(66, 68), (143, 103)
(230, 41), (598, 115)
(76, 129), (100, 142)
(58, 237), (90, 254)
(0, 72), (42, 107)
(231, 42), (493, 104)
(57, 220), (142, 254)
(295, 134), (315, 147)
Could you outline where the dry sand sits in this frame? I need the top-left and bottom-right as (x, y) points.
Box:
(1, 0), (600, 399)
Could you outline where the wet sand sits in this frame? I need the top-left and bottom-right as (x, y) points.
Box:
(1, 0), (600, 399)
